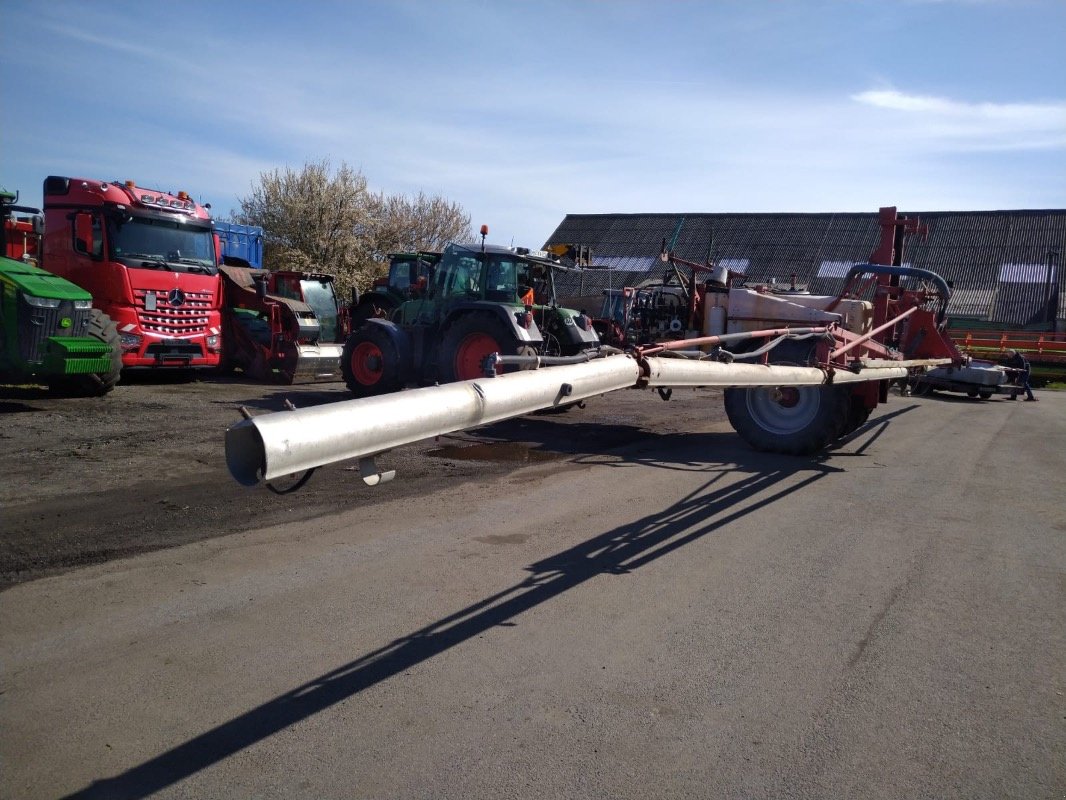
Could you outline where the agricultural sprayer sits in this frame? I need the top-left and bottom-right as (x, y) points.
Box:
(225, 208), (968, 490)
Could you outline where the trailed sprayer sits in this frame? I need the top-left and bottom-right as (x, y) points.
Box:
(226, 208), (967, 489)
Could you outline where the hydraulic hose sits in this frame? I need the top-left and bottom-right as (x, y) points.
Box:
(844, 263), (951, 325)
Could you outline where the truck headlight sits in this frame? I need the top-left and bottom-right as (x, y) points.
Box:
(73, 299), (93, 310)
(120, 333), (143, 350)
(207, 334), (220, 349)
(23, 294), (61, 308)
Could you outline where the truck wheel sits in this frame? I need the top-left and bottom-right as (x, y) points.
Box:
(723, 340), (849, 455)
(342, 324), (405, 397)
(49, 309), (122, 397)
(438, 313), (531, 383)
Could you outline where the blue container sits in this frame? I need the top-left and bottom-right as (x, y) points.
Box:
(215, 221), (263, 269)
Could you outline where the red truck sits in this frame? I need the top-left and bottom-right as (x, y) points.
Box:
(40, 175), (222, 368)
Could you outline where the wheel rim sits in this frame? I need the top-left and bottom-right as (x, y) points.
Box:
(745, 385), (821, 435)
(454, 333), (501, 380)
(351, 341), (384, 385)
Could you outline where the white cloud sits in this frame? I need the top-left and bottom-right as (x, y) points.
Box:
(851, 89), (1066, 151)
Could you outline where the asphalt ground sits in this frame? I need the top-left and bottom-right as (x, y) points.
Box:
(1, 379), (1063, 798)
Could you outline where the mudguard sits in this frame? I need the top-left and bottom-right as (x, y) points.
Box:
(443, 301), (543, 344)
(542, 307), (601, 353)
(361, 318), (415, 380)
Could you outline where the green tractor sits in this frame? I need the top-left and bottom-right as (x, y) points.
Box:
(350, 251), (441, 327)
(341, 240), (601, 396)
(0, 254), (122, 395)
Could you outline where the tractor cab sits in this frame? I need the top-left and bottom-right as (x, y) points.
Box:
(412, 243), (558, 316)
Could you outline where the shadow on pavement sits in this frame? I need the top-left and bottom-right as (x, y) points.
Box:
(65, 428), (854, 799)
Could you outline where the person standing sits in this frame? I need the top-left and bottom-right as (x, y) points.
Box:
(1004, 349), (1038, 401)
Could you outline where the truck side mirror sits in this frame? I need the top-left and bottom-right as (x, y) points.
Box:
(73, 212), (94, 254)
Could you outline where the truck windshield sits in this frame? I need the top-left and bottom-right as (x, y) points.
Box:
(108, 216), (218, 274)
(301, 279), (338, 341)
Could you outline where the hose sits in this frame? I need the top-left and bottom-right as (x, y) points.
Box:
(844, 263), (951, 325)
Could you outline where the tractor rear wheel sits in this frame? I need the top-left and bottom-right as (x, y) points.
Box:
(724, 340), (849, 455)
(438, 313), (533, 383)
(342, 324), (405, 397)
(49, 309), (122, 397)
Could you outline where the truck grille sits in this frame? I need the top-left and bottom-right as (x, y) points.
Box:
(17, 298), (92, 362)
(134, 289), (213, 335)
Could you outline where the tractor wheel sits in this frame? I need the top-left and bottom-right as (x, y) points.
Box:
(350, 297), (397, 328)
(723, 340), (849, 455)
(49, 309), (122, 397)
(438, 313), (532, 383)
(342, 324), (405, 397)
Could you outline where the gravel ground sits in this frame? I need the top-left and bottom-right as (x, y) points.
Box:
(0, 371), (728, 589)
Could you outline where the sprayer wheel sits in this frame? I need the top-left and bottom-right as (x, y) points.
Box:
(723, 340), (848, 455)
(839, 394), (873, 437)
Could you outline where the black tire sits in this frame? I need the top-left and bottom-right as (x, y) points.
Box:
(341, 324), (406, 397)
(978, 389), (993, 400)
(723, 339), (849, 455)
(49, 309), (122, 397)
(910, 379), (934, 396)
(438, 312), (532, 383)
(839, 394), (872, 437)
(350, 296), (398, 328)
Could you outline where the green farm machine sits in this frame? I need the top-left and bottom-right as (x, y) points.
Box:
(1, 189), (121, 395)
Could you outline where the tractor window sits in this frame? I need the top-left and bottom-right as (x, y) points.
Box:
(301, 279), (339, 341)
(388, 259), (413, 290)
(441, 256), (482, 298)
(273, 275), (302, 300)
(485, 257), (517, 302)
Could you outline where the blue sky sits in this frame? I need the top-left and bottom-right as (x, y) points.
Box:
(1, 0), (1064, 248)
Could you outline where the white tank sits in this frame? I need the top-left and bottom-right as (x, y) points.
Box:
(703, 294), (728, 336)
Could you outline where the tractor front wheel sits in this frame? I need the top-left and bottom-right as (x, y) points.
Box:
(342, 325), (406, 397)
(49, 309), (122, 397)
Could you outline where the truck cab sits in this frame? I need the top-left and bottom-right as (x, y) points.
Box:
(41, 176), (223, 368)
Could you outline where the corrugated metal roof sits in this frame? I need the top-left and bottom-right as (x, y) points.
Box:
(544, 210), (1066, 326)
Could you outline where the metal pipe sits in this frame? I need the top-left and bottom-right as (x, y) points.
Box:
(226, 351), (919, 487)
(227, 355), (643, 486)
(829, 306), (916, 360)
(489, 346), (623, 370)
(641, 326), (832, 355)
(642, 357), (908, 389)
